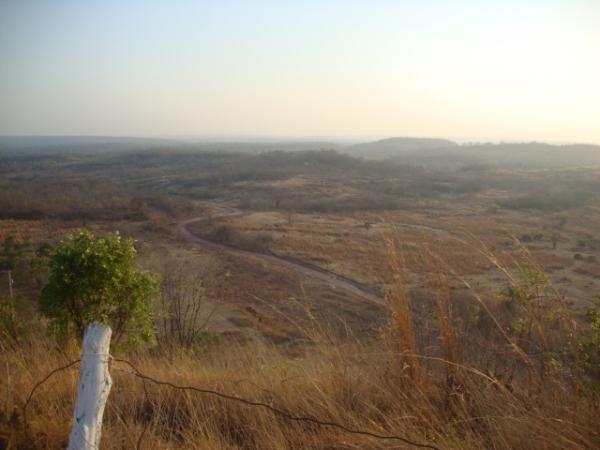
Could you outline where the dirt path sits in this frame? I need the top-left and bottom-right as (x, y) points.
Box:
(177, 211), (384, 306)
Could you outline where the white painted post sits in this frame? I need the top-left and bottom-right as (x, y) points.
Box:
(67, 323), (113, 450)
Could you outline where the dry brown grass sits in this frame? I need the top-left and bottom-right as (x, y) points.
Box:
(213, 206), (600, 308)
(2, 322), (596, 450)
(1, 232), (598, 449)
(2, 331), (597, 446)
(0, 220), (78, 245)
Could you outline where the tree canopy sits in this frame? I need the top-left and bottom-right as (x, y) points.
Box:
(40, 230), (157, 344)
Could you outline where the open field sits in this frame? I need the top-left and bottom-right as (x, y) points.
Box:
(3, 1), (600, 447)
(1, 145), (599, 448)
(1, 146), (600, 341)
(190, 196), (600, 312)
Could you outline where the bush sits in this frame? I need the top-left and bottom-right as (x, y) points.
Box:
(0, 294), (28, 348)
(582, 298), (600, 394)
(0, 237), (49, 290)
(158, 267), (210, 350)
(205, 225), (273, 253)
(39, 230), (158, 345)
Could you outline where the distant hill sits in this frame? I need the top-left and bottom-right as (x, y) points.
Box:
(343, 138), (600, 168)
(0, 136), (180, 155)
(0, 136), (338, 156)
(344, 137), (458, 159)
(439, 142), (600, 168)
(172, 141), (339, 154)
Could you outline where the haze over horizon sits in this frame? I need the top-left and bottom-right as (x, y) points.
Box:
(1, 1), (599, 144)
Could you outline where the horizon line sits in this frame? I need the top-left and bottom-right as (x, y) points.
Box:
(1, 133), (599, 147)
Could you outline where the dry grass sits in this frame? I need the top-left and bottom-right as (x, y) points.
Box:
(1, 233), (598, 449)
(1, 325), (595, 449)
(215, 206), (600, 308)
(0, 220), (78, 245)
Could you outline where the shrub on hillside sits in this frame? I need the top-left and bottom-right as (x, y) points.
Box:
(39, 230), (158, 345)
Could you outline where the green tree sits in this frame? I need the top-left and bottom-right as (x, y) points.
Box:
(39, 230), (157, 345)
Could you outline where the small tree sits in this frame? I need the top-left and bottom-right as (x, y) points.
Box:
(40, 230), (157, 345)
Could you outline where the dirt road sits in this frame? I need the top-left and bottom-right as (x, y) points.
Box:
(177, 211), (384, 306)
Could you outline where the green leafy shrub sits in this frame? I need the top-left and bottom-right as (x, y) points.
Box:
(39, 230), (158, 345)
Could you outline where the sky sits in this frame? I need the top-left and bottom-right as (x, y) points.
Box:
(1, 0), (599, 143)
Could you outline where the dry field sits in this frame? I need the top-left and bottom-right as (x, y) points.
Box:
(192, 198), (600, 313)
(1, 156), (599, 449)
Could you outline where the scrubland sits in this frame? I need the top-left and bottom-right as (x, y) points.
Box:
(2, 242), (598, 449)
(1, 147), (599, 449)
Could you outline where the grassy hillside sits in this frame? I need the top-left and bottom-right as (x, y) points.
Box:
(0, 145), (599, 449)
(1, 241), (598, 449)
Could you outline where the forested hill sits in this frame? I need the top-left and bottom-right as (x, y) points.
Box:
(344, 138), (600, 167)
(344, 137), (458, 159)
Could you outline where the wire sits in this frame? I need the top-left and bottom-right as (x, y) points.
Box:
(23, 358), (442, 450)
(113, 358), (441, 450)
(22, 359), (80, 429)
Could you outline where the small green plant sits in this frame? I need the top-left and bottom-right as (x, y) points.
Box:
(39, 230), (158, 345)
(497, 262), (573, 387)
(0, 236), (49, 290)
(0, 293), (40, 353)
(581, 298), (600, 395)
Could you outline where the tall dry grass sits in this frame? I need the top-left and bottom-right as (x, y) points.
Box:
(1, 235), (598, 449)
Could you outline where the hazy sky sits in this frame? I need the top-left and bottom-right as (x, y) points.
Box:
(1, 0), (599, 143)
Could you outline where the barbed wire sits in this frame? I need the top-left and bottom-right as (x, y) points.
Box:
(112, 358), (441, 450)
(23, 358), (442, 450)
(22, 359), (81, 430)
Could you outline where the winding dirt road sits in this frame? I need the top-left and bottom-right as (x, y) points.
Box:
(177, 211), (384, 306)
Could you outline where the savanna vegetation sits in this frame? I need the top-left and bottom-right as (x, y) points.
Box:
(2, 147), (600, 220)
(1, 233), (599, 449)
(1, 143), (599, 449)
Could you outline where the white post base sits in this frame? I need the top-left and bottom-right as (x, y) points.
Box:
(67, 323), (112, 450)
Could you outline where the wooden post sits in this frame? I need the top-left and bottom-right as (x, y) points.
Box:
(67, 323), (113, 450)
